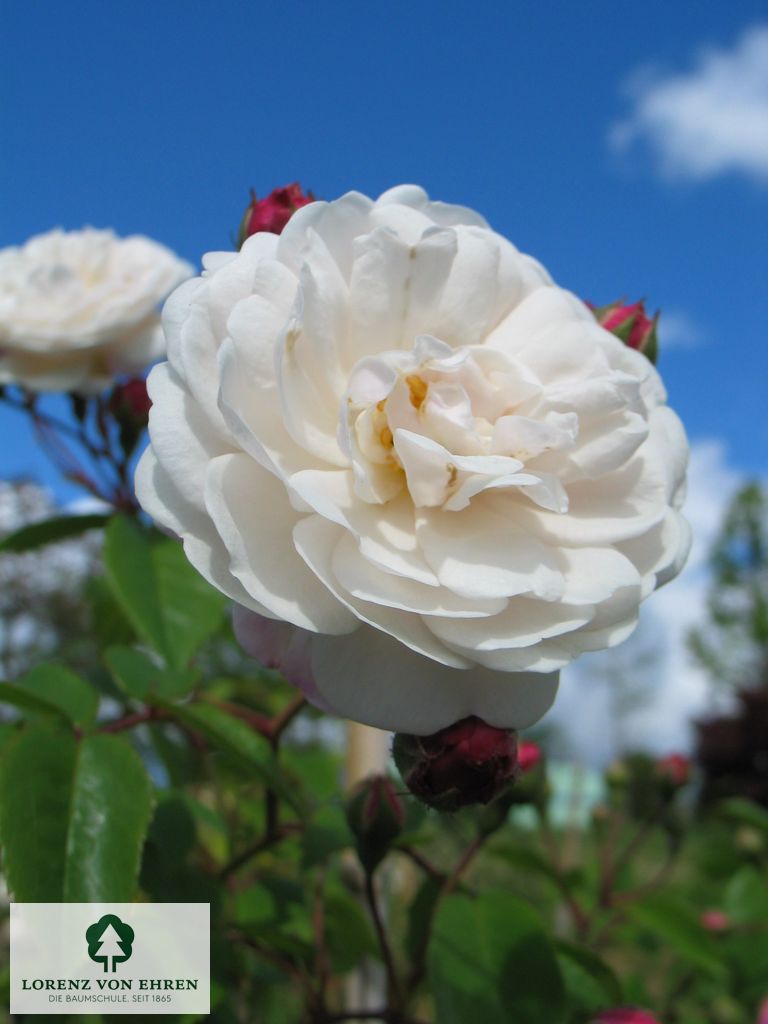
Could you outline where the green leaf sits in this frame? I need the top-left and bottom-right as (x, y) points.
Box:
(0, 724), (153, 901)
(164, 702), (303, 812)
(0, 681), (71, 722)
(719, 798), (768, 836)
(626, 893), (726, 978)
(19, 664), (99, 728)
(0, 513), (109, 552)
(724, 866), (768, 924)
(406, 875), (442, 964)
(103, 517), (225, 669)
(554, 940), (622, 1017)
(428, 890), (567, 1024)
(300, 804), (352, 868)
(105, 645), (200, 700)
(324, 887), (379, 972)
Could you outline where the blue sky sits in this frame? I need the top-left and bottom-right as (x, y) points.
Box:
(2, 0), (767, 498)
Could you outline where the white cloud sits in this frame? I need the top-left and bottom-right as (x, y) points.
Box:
(610, 25), (768, 184)
(660, 311), (704, 350)
(548, 440), (743, 766)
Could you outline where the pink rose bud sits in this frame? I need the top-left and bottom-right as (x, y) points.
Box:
(656, 753), (690, 788)
(345, 774), (406, 873)
(393, 716), (518, 812)
(589, 298), (659, 363)
(592, 1010), (662, 1024)
(518, 740), (542, 773)
(700, 909), (730, 933)
(758, 998), (768, 1024)
(238, 183), (314, 245)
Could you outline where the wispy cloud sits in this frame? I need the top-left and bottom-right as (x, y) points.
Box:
(660, 311), (705, 350)
(609, 25), (768, 185)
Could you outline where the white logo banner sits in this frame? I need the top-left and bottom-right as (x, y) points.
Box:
(10, 903), (210, 1015)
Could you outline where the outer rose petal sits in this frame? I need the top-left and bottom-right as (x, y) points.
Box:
(311, 626), (560, 735)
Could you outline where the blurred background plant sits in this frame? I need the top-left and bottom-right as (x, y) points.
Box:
(0, 479), (765, 1024)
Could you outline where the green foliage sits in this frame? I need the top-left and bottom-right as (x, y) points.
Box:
(0, 724), (152, 901)
(103, 516), (225, 669)
(19, 663), (99, 727)
(428, 890), (567, 1024)
(690, 481), (768, 687)
(1, 510), (768, 1023)
(0, 512), (110, 552)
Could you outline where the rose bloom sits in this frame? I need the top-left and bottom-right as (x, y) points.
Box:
(0, 228), (191, 393)
(136, 186), (690, 734)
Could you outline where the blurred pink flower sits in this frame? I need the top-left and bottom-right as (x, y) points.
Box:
(593, 1010), (662, 1024)
(700, 909), (730, 933)
(518, 739), (542, 772)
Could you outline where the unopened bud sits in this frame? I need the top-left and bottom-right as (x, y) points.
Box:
(345, 774), (405, 873)
(393, 717), (518, 812)
(109, 378), (151, 456)
(238, 183), (314, 245)
(589, 298), (659, 363)
(656, 753), (691, 789)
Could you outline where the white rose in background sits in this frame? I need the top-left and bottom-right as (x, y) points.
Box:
(136, 186), (690, 735)
(0, 228), (191, 392)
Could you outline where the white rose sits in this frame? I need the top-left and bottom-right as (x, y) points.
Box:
(136, 186), (690, 735)
(0, 228), (192, 393)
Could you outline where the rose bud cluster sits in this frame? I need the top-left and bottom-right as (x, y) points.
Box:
(589, 299), (659, 363)
(237, 183), (314, 244)
(592, 1011), (662, 1024)
(393, 716), (519, 812)
(345, 774), (406, 872)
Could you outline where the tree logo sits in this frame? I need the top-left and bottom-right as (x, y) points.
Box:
(85, 914), (135, 973)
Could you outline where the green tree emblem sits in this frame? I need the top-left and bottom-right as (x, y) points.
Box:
(86, 914), (135, 973)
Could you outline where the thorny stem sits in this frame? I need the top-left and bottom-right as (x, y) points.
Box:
(311, 869), (330, 1016)
(100, 706), (166, 733)
(218, 694), (308, 880)
(219, 822), (302, 880)
(397, 847), (445, 882)
(538, 810), (591, 938)
(406, 832), (486, 995)
(0, 388), (139, 509)
(364, 870), (403, 1010)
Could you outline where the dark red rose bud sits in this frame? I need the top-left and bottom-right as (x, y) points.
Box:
(111, 378), (151, 421)
(588, 298), (659, 364)
(656, 753), (690, 788)
(238, 183), (314, 245)
(108, 378), (151, 457)
(345, 774), (406, 873)
(393, 717), (519, 812)
(592, 1010), (662, 1024)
